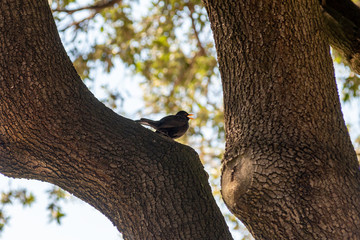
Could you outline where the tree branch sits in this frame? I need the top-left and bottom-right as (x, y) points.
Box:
(321, 0), (360, 74)
(53, 0), (122, 14)
(54, 0), (122, 30)
(63, 11), (97, 31)
(187, 3), (206, 56)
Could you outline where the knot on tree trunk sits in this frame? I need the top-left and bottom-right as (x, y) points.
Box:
(221, 145), (254, 214)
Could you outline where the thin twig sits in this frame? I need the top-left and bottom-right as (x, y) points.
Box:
(53, 0), (122, 14)
(187, 3), (206, 56)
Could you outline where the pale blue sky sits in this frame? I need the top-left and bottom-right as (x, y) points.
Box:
(0, 175), (120, 240)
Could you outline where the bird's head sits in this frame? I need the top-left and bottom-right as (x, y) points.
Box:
(176, 111), (194, 120)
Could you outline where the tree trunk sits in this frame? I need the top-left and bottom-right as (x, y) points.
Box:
(203, 0), (360, 239)
(0, 1), (232, 239)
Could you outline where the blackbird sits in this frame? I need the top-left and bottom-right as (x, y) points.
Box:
(135, 111), (193, 139)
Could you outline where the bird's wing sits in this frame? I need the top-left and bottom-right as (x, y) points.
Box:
(157, 116), (186, 128)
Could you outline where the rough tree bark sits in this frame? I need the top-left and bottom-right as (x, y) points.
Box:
(0, 1), (232, 239)
(203, 0), (360, 239)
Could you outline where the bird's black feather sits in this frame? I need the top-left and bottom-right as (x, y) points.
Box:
(135, 111), (192, 139)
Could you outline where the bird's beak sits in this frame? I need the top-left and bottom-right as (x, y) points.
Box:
(187, 114), (194, 119)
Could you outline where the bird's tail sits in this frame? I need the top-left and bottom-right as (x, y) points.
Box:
(135, 118), (158, 127)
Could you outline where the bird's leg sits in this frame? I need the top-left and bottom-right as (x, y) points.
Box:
(155, 130), (172, 139)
